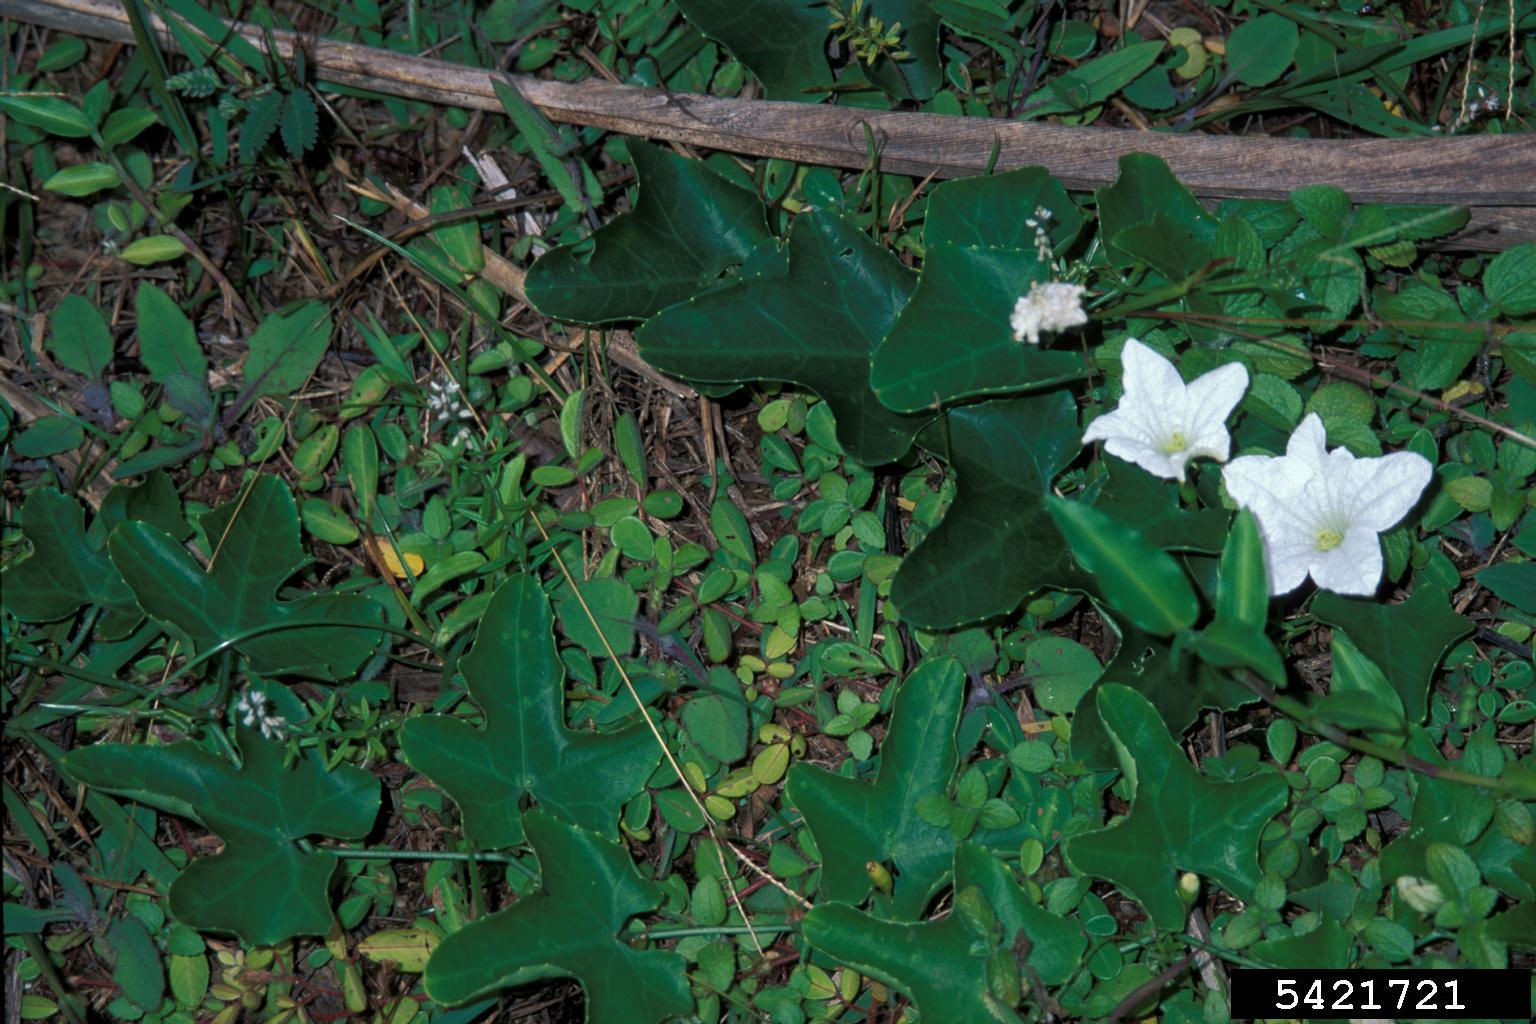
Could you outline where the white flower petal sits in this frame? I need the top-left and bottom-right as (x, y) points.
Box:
(1309, 526), (1383, 596)
(1264, 527), (1318, 595)
(1180, 363), (1249, 461)
(1100, 434), (1181, 480)
(1080, 408), (1127, 445)
(1284, 414), (1331, 472)
(1119, 338), (1184, 401)
(1344, 451), (1433, 532)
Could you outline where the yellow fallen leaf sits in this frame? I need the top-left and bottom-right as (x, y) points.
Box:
(364, 537), (424, 578)
(354, 927), (439, 973)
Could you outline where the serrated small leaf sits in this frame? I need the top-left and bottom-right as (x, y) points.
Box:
(279, 90), (318, 155)
(239, 90), (283, 157)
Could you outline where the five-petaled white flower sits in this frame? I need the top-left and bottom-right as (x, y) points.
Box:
(1010, 281), (1089, 345)
(1221, 414), (1432, 597)
(1080, 337), (1249, 481)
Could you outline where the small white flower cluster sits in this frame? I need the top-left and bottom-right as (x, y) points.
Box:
(1447, 83), (1503, 133)
(1079, 338), (1433, 598)
(1025, 205), (1053, 262)
(233, 688), (287, 741)
(425, 374), (475, 445)
(1010, 281), (1089, 346)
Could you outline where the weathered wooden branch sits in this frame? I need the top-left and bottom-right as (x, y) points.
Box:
(5, 0), (1535, 249)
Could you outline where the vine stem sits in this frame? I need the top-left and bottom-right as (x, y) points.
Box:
(642, 923), (794, 941)
(326, 846), (537, 881)
(1237, 671), (1535, 798)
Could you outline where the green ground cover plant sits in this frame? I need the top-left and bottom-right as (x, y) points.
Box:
(3, 1), (1535, 1023)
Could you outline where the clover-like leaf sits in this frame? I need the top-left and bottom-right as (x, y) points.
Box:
(525, 140), (771, 323)
(1376, 728), (1524, 898)
(2, 487), (142, 638)
(423, 810), (690, 1023)
(871, 244), (1087, 412)
(803, 845), (1083, 1024)
(786, 657), (964, 919)
(107, 474), (381, 679)
(892, 391), (1086, 629)
(1064, 685), (1288, 929)
(637, 210), (930, 464)
(62, 703), (380, 945)
(401, 574), (660, 846)
(1312, 584), (1471, 722)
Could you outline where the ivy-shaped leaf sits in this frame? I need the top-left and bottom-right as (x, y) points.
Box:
(1070, 627), (1255, 771)
(1312, 584), (1471, 723)
(637, 210), (930, 464)
(107, 474), (381, 679)
(673, 0), (831, 100)
(423, 810), (691, 1023)
(1089, 455), (1227, 553)
(525, 140), (771, 324)
(1065, 685), (1288, 929)
(401, 575), (660, 847)
(804, 845), (1084, 1024)
(61, 695), (380, 945)
(871, 244), (1087, 412)
(924, 166), (1083, 253)
(2, 487), (142, 638)
(786, 657), (964, 920)
(1096, 153), (1217, 271)
(893, 391), (1086, 629)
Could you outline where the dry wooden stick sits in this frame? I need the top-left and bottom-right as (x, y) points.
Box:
(7, 0), (1535, 249)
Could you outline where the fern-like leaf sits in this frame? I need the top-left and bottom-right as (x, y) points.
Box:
(280, 90), (318, 157)
(239, 90), (283, 159)
(166, 67), (220, 98)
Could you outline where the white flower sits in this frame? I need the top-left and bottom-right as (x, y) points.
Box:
(1009, 281), (1088, 345)
(1221, 414), (1432, 597)
(1080, 338), (1249, 481)
(232, 687), (287, 740)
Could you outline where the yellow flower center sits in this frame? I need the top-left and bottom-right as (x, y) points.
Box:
(1161, 431), (1188, 455)
(1316, 528), (1344, 552)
